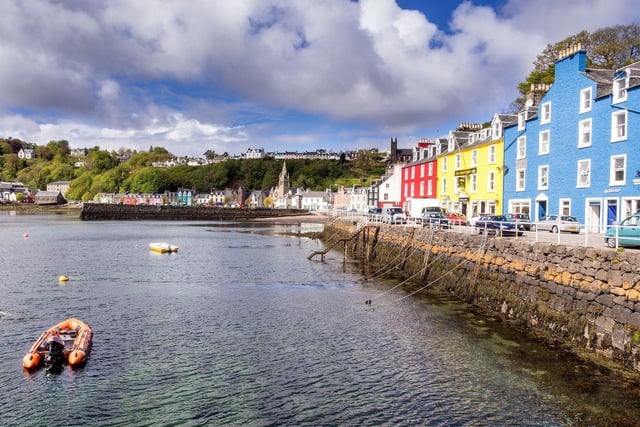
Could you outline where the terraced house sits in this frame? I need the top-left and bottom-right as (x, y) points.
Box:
(503, 44), (640, 232)
(436, 115), (515, 218)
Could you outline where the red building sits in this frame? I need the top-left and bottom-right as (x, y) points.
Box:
(400, 139), (439, 218)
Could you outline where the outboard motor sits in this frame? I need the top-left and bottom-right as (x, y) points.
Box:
(45, 340), (65, 368)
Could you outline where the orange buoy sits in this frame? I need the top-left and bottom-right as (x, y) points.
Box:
(23, 233), (29, 238)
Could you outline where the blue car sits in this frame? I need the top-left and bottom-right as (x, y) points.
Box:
(475, 215), (525, 236)
(604, 213), (640, 248)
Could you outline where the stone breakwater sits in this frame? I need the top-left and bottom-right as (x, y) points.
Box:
(325, 219), (640, 373)
(80, 203), (311, 221)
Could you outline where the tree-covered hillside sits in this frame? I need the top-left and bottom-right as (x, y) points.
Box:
(0, 139), (386, 201)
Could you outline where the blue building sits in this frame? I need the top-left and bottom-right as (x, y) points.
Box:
(503, 44), (640, 233)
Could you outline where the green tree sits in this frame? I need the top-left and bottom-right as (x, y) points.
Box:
(511, 24), (640, 112)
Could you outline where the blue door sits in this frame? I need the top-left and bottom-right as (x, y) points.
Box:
(537, 201), (547, 220)
(607, 202), (618, 226)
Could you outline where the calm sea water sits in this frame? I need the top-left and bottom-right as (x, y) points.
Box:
(1, 213), (639, 426)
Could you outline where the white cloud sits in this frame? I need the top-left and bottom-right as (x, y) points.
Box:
(1, 0), (639, 156)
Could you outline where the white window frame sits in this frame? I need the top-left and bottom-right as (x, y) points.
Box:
(471, 150), (478, 167)
(455, 154), (461, 170)
(420, 164), (425, 178)
(560, 199), (571, 216)
(611, 110), (627, 142)
(610, 154), (626, 186)
(518, 112), (526, 131)
(428, 163), (433, 176)
(488, 145), (496, 164)
(539, 130), (550, 155)
(470, 174), (477, 193)
(613, 77), (628, 103)
(517, 136), (526, 160)
(579, 87), (592, 113)
(441, 177), (447, 194)
(538, 165), (549, 190)
(516, 168), (526, 191)
(441, 157), (447, 172)
(419, 181), (424, 197)
(427, 180), (432, 196)
(540, 102), (551, 124)
(578, 118), (592, 148)
(487, 171), (495, 192)
(411, 167), (415, 179)
(577, 159), (590, 188)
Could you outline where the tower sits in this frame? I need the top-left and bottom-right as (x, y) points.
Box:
(278, 162), (290, 198)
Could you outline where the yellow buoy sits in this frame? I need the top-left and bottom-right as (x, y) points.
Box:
(58, 275), (69, 282)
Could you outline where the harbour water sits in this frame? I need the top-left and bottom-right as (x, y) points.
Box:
(1, 213), (639, 426)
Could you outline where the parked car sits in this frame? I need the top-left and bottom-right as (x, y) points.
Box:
(421, 212), (450, 229)
(381, 207), (407, 224)
(367, 207), (382, 222)
(468, 213), (488, 227)
(604, 213), (640, 248)
(421, 206), (445, 216)
(505, 213), (532, 231)
(532, 215), (580, 234)
(475, 214), (524, 236)
(446, 212), (468, 226)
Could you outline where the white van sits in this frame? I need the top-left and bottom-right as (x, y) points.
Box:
(381, 207), (407, 224)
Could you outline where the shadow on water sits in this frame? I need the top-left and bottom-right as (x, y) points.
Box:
(342, 255), (640, 427)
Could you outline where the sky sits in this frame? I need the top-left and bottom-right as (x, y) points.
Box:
(1, 0), (640, 158)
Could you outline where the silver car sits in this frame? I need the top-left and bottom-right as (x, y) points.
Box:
(532, 215), (580, 234)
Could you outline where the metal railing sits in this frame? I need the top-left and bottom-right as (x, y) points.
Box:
(326, 210), (608, 248)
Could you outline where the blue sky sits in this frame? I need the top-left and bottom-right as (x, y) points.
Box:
(1, 0), (639, 157)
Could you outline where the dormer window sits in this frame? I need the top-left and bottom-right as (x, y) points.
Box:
(492, 122), (500, 139)
(518, 112), (526, 131)
(613, 77), (628, 103)
(540, 102), (551, 124)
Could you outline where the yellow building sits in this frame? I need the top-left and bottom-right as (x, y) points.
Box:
(437, 114), (516, 217)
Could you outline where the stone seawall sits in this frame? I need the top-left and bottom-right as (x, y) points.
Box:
(324, 219), (640, 373)
(80, 203), (310, 221)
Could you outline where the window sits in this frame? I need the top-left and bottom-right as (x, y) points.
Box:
(577, 159), (590, 188)
(403, 183), (408, 197)
(610, 155), (626, 185)
(611, 110), (627, 142)
(560, 199), (571, 216)
(442, 158), (447, 172)
(578, 119), (592, 148)
(471, 150), (478, 167)
(419, 181), (424, 197)
(541, 102), (551, 124)
(455, 154), (461, 169)
(420, 164), (425, 178)
(411, 167), (415, 179)
(427, 180), (432, 196)
(441, 177), (447, 194)
(539, 130), (550, 155)
(516, 168), (526, 191)
(488, 146), (496, 164)
(410, 183), (415, 197)
(470, 174), (477, 193)
(404, 169), (408, 179)
(580, 87), (592, 113)
(518, 112), (526, 131)
(487, 171), (495, 192)
(613, 77), (628, 103)
(428, 163), (433, 176)
(492, 122), (500, 139)
(538, 165), (549, 190)
(517, 136), (526, 159)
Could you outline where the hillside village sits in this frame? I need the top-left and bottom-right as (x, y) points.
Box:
(2, 44), (640, 235)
